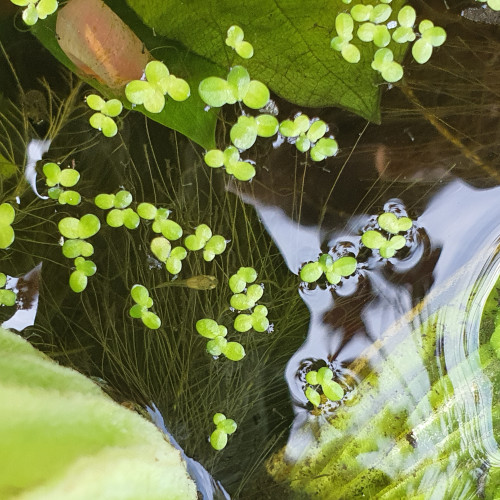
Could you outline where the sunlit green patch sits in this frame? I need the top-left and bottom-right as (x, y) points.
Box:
(371, 48), (404, 83)
(300, 254), (357, 285)
(195, 318), (245, 361)
(234, 304), (269, 333)
(58, 214), (101, 240)
(229, 266), (258, 293)
(305, 366), (344, 407)
(377, 212), (413, 233)
(210, 413), (237, 451)
(129, 284), (161, 330)
(204, 146), (256, 182)
(198, 66), (269, 109)
(10, 0), (58, 26)
(0, 203), (15, 249)
(330, 13), (360, 64)
(69, 257), (97, 293)
(225, 25), (254, 59)
(184, 224), (226, 261)
(279, 115), (338, 161)
(62, 239), (94, 259)
(86, 94), (123, 138)
(0, 272), (16, 307)
(229, 114), (279, 151)
(125, 61), (190, 114)
(165, 246), (187, 275)
(412, 20), (447, 64)
(95, 191), (139, 229)
(43, 162), (81, 205)
(392, 5), (416, 44)
(230, 283), (264, 311)
(152, 208), (183, 241)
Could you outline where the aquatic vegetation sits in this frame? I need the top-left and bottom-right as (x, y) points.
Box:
(210, 413), (237, 451)
(230, 114), (279, 151)
(43, 162), (81, 205)
(230, 284), (264, 311)
(184, 224), (227, 261)
(95, 190), (140, 229)
(330, 13), (360, 64)
(86, 94), (123, 138)
(0, 203), (15, 249)
(304, 366), (344, 407)
(198, 65), (269, 109)
(69, 257), (96, 293)
(477, 0), (500, 10)
(279, 114), (338, 161)
(58, 215), (101, 247)
(412, 20), (447, 64)
(234, 305), (269, 333)
(10, 0), (58, 26)
(229, 267), (257, 294)
(129, 284), (161, 330)
(0, 273), (16, 307)
(300, 255), (357, 285)
(125, 61), (191, 114)
(371, 48), (403, 83)
(225, 25), (254, 59)
(204, 146), (256, 181)
(195, 318), (246, 361)
(392, 5), (417, 44)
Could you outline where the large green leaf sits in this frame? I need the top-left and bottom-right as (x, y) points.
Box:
(268, 264), (500, 497)
(0, 326), (197, 499)
(31, 1), (222, 149)
(126, 0), (408, 122)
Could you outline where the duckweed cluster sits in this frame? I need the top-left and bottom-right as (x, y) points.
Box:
(330, 2), (447, 82)
(43, 162), (81, 205)
(225, 25), (254, 59)
(195, 318), (245, 361)
(0, 272), (16, 307)
(86, 94), (123, 138)
(95, 191), (140, 229)
(210, 413), (238, 451)
(10, 0), (58, 26)
(0, 203), (15, 250)
(305, 366), (344, 407)
(129, 284), (161, 330)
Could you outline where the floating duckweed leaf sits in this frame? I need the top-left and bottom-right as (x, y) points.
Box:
(0, 288), (16, 307)
(62, 239), (94, 258)
(137, 202), (157, 220)
(378, 212), (413, 233)
(94, 194), (115, 210)
(141, 310), (162, 329)
(131, 284), (150, 306)
(198, 77), (237, 108)
(234, 314), (253, 332)
(165, 256), (182, 275)
(89, 113), (118, 137)
(235, 41), (254, 59)
(74, 257), (97, 276)
(370, 3), (392, 24)
(225, 160), (256, 181)
(58, 190), (81, 205)
(242, 80), (270, 109)
(230, 293), (255, 311)
(305, 386), (321, 407)
(255, 114), (279, 137)
(361, 229), (387, 249)
(224, 341), (246, 361)
(204, 149), (225, 168)
(246, 283), (264, 302)
(300, 261), (323, 283)
(307, 120), (327, 143)
(239, 266), (257, 283)
(310, 137), (339, 161)
(122, 208), (140, 229)
(336, 12), (355, 37)
(392, 5), (416, 43)
(151, 237), (172, 262)
(154, 219), (183, 240)
(106, 209), (124, 228)
(225, 25), (254, 59)
(0, 203), (15, 249)
(69, 269), (87, 293)
(305, 366), (344, 406)
(412, 20), (447, 64)
(196, 318), (225, 339)
(229, 266), (257, 293)
(323, 380), (345, 401)
(252, 314), (269, 332)
(114, 190), (132, 209)
(333, 256), (357, 276)
(0, 273), (6, 288)
(371, 48), (403, 83)
(380, 234), (407, 258)
(210, 429), (228, 451)
(341, 43), (361, 64)
(203, 235), (227, 261)
(60, 214), (101, 240)
(15, 0), (58, 25)
(170, 246), (188, 260)
(129, 304), (145, 319)
(230, 116), (258, 150)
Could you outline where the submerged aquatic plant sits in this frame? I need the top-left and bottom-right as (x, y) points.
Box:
(125, 61), (190, 114)
(225, 25), (254, 59)
(0, 203), (15, 249)
(10, 0), (58, 26)
(210, 413), (237, 451)
(195, 318), (246, 361)
(0, 273), (16, 307)
(86, 94), (123, 138)
(43, 162), (81, 205)
(129, 284), (161, 330)
(305, 366), (344, 407)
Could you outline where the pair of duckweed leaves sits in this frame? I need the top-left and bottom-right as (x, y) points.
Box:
(125, 61), (190, 114)
(0, 203), (15, 249)
(204, 146), (256, 182)
(0, 273), (16, 307)
(361, 212), (413, 258)
(184, 224), (227, 262)
(230, 283), (264, 311)
(69, 257), (97, 293)
(43, 162), (81, 206)
(195, 318), (246, 361)
(234, 305), (269, 333)
(279, 114), (338, 161)
(225, 25), (254, 59)
(198, 65), (270, 110)
(230, 114), (279, 151)
(150, 238), (187, 275)
(95, 190), (140, 229)
(10, 0), (58, 26)
(129, 284), (161, 330)
(86, 94), (123, 138)
(305, 366), (344, 407)
(210, 413), (237, 451)
(300, 255), (358, 285)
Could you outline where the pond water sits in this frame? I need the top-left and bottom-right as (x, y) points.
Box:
(1, 2), (500, 499)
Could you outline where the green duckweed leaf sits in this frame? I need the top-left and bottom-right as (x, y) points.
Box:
(0, 273), (6, 288)
(251, 315), (269, 332)
(229, 275), (246, 294)
(150, 237), (172, 262)
(58, 190), (81, 206)
(129, 303), (145, 318)
(223, 341), (246, 361)
(234, 314), (253, 332)
(230, 293), (254, 311)
(361, 229), (386, 249)
(230, 116), (258, 151)
(141, 311), (161, 329)
(305, 386), (321, 407)
(246, 283), (263, 302)
(378, 212), (413, 233)
(332, 256), (357, 277)
(165, 257), (182, 275)
(210, 428), (228, 451)
(137, 202), (157, 220)
(69, 270), (88, 293)
(196, 318), (222, 339)
(0, 289), (16, 307)
(305, 370), (318, 385)
(131, 284), (150, 306)
(94, 194), (115, 210)
(62, 239), (94, 259)
(239, 267), (257, 283)
(204, 149), (225, 168)
(106, 209), (124, 228)
(322, 380), (344, 401)
(300, 262), (323, 283)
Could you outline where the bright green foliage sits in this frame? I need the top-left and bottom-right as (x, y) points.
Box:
(196, 318), (245, 361)
(165, 246), (187, 275)
(362, 231), (406, 258)
(230, 114), (279, 151)
(279, 114), (338, 161)
(150, 237), (172, 263)
(392, 5), (416, 43)
(106, 208), (140, 229)
(69, 257), (97, 293)
(371, 48), (403, 83)
(137, 202), (158, 220)
(0, 203), (15, 249)
(234, 304), (269, 333)
(43, 162), (81, 205)
(412, 20), (447, 64)
(0, 273), (16, 307)
(129, 284), (161, 330)
(230, 283), (264, 310)
(225, 25), (254, 59)
(330, 13), (361, 64)
(62, 239), (94, 259)
(300, 254), (357, 285)
(184, 224), (212, 251)
(210, 413), (237, 450)
(11, 0), (58, 26)
(229, 266), (258, 293)
(204, 146), (256, 181)
(58, 214), (100, 240)
(86, 94), (123, 138)
(198, 66), (269, 109)
(203, 235), (227, 262)
(152, 209), (183, 241)
(378, 212), (412, 233)
(125, 61), (190, 114)
(304, 366), (344, 406)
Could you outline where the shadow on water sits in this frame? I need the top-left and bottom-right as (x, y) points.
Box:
(1, 0), (500, 498)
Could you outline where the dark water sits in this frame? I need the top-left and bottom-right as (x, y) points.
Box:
(1, 2), (500, 498)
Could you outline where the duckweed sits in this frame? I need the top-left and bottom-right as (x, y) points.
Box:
(225, 25), (254, 59)
(210, 413), (237, 451)
(0, 272), (16, 306)
(86, 94), (122, 138)
(0, 203), (15, 249)
(11, 0), (58, 26)
(129, 284), (161, 329)
(305, 366), (344, 407)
